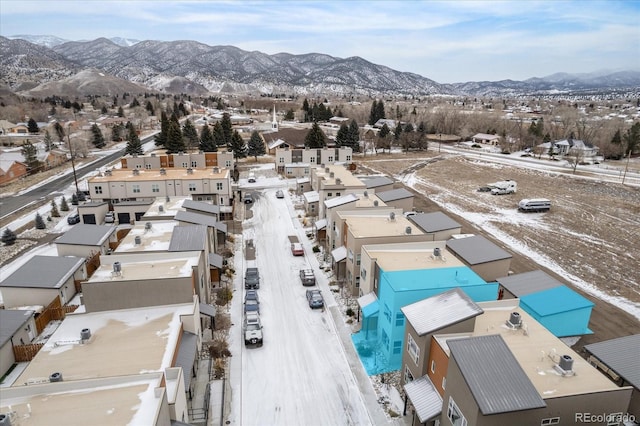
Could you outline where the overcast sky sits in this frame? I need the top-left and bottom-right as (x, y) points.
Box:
(1, 0), (639, 83)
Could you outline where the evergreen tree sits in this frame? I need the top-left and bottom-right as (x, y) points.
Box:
(335, 123), (349, 147)
(182, 119), (199, 151)
(145, 100), (155, 116)
(44, 130), (53, 151)
(155, 111), (169, 147)
(28, 117), (39, 134)
(229, 130), (247, 161)
(302, 98), (310, 113)
(247, 131), (265, 160)
(212, 121), (225, 147)
(394, 121), (403, 143)
(1, 228), (17, 246)
(623, 122), (640, 154)
(416, 121), (428, 151)
(71, 193), (79, 205)
(369, 100), (378, 125)
(165, 118), (185, 153)
(220, 113), (233, 147)
(375, 100), (386, 122)
(111, 123), (124, 142)
(101, 105), (108, 114)
(35, 213), (46, 229)
(199, 124), (216, 152)
(130, 97), (140, 108)
(348, 120), (360, 152)
(60, 196), (69, 212)
(378, 123), (391, 153)
(304, 122), (327, 148)
(54, 122), (65, 142)
(125, 122), (143, 155)
(284, 109), (295, 121)
(21, 140), (39, 173)
(117, 106), (125, 117)
(50, 199), (60, 217)
(611, 129), (622, 146)
(90, 123), (106, 148)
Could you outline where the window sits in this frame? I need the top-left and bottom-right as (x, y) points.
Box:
(404, 366), (414, 384)
(383, 304), (391, 322)
(327, 192), (333, 197)
(356, 254), (360, 266)
(191, 161), (197, 167)
(355, 276), (360, 288)
(145, 164), (152, 169)
(216, 182), (223, 190)
(336, 192), (341, 196)
(182, 162), (188, 168)
(541, 419), (560, 426)
(447, 397), (467, 426)
(304, 168), (309, 175)
(442, 377), (446, 390)
(360, 268), (367, 281)
(346, 155), (351, 161)
(431, 360), (436, 373)
(395, 312), (404, 327)
(132, 184), (140, 193)
(381, 330), (389, 348)
(310, 157), (316, 163)
(136, 164), (142, 169)
(151, 184), (160, 193)
(328, 156), (334, 162)
(188, 183), (197, 192)
(95, 186), (103, 194)
(225, 160), (232, 167)
(407, 334), (420, 365)
(393, 340), (402, 354)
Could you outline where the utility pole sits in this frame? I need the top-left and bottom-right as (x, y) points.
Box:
(621, 150), (632, 185)
(66, 123), (80, 196)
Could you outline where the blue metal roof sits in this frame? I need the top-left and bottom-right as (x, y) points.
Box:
(520, 285), (594, 316)
(383, 266), (487, 292)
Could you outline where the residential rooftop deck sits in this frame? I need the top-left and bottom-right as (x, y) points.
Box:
(363, 241), (464, 271)
(114, 220), (177, 253)
(88, 252), (200, 281)
(345, 215), (424, 238)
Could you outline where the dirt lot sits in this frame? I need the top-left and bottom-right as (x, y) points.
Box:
(358, 151), (640, 354)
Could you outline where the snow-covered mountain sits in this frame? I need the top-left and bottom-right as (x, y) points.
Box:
(1, 35), (638, 98)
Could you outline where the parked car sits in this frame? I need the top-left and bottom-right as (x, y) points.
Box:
(291, 243), (304, 256)
(67, 213), (80, 225)
(104, 211), (115, 223)
(245, 267), (260, 289)
(275, 189), (284, 199)
(299, 269), (316, 286)
(243, 193), (254, 204)
(243, 312), (263, 346)
(248, 172), (256, 183)
(306, 289), (324, 309)
(244, 299), (260, 314)
(245, 289), (260, 304)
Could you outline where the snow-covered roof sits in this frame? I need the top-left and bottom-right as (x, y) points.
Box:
(324, 193), (358, 208)
(303, 191), (320, 203)
(0, 255), (85, 289)
(331, 246), (347, 262)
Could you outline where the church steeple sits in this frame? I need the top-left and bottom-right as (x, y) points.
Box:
(272, 105), (278, 131)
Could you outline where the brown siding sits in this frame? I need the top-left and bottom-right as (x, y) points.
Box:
(428, 338), (449, 397)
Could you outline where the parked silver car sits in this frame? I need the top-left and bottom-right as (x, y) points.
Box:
(306, 289), (324, 309)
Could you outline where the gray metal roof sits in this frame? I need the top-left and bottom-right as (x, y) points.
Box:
(208, 253), (223, 268)
(175, 331), (197, 390)
(182, 199), (220, 215)
(584, 334), (640, 389)
(174, 210), (227, 233)
(446, 235), (511, 265)
(0, 255), (85, 289)
(404, 375), (443, 423)
(496, 270), (562, 297)
(199, 303), (216, 318)
(0, 309), (35, 347)
(55, 224), (116, 246)
(359, 175), (394, 188)
(169, 225), (207, 252)
(410, 212), (461, 233)
(116, 200), (154, 206)
(448, 335), (546, 415)
(375, 188), (414, 202)
(401, 288), (483, 336)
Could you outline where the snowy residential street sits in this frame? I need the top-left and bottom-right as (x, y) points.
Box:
(227, 184), (390, 426)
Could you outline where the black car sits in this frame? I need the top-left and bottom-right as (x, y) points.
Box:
(67, 213), (81, 225)
(245, 267), (260, 289)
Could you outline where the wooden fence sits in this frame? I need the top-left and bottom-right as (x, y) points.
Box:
(13, 343), (45, 362)
(34, 296), (79, 334)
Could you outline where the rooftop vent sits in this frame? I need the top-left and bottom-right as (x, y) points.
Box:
(187, 168), (194, 174)
(151, 153), (156, 157)
(80, 328), (91, 341)
(506, 312), (522, 328)
(113, 262), (122, 273)
(405, 226), (412, 234)
(554, 354), (575, 376)
(336, 178), (342, 185)
(373, 200), (379, 207)
(166, 196), (170, 202)
(49, 372), (63, 382)
(160, 168), (166, 175)
(132, 169), (140, 176)
(105, 170), (112, 176)
(213, 167), (220, 173)
(329, 172), (335, 178)
(433, 247), (442, 258)
(145, 222), (152, 230)
(158, 205), (164, 212)
(364, 191), (368, 198)
(389, 212), (396, 221)
(134, 235), (142, 245)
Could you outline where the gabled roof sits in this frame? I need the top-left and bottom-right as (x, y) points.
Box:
(375, 188), (413, 202)
(404, 375), (442, 423)
(174, 210), (227, 233)
(325, 193), (358, 208)
(496, 270), (562, 297)
(472, 133), (500, 140)
(358, 175), (394, 189)
(182, 199), (220, 216)
(169, 225), (207, 252)
(446, 235), (511, 265)
(0, 255), (85, 289)
(264, 128), (310, 147)
(0, 309), (35, 347)
(175, 331), (197, 391)
(55, 224), (116, 246)
(401, 288), (483, 336)
(410, 212), (461, 233)
(584, 334), (640, 389)
(448, 334), (546, 415)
